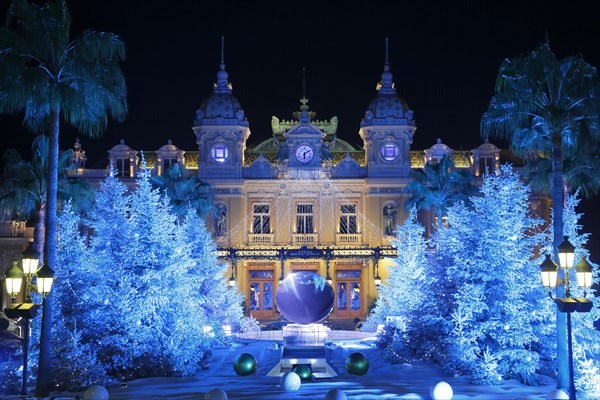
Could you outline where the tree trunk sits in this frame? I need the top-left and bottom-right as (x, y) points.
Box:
(35, 109), (59, 397)
(552, 135), (568, 391)
(33, 206), (45, 256)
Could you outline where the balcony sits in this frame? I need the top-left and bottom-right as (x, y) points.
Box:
(292, 233), (318, 245)
(248, 233), (275, 245)
(336, 233), (361, 245)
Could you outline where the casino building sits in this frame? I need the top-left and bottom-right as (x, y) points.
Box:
(0, 54), (548, 322)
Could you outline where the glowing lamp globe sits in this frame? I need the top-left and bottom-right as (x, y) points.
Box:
(546, 389), (569, 400)
(83, 385), (109, 400)
(324, 388), (348, 400)
(345, 352), (369, 375)
(430, 381), (453, 400)
(5, 260), (23, 298)
(233, 353), (256, 376)
(276, 271), (334, 324)
(21, 242), (40, 275)
(280, 371), (301, 391)
(35, 263), (55, 297)
(575, 256), (593, 289)
(557, 236), (575, 269)
(539, 254), (558, 289)
(204, 388), (228, 400)
(293, 365), (312, 381)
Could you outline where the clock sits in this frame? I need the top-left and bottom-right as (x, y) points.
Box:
(295, 145), (314, 163)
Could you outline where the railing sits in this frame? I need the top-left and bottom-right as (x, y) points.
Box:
(336, 233), (361, 245)
(248, 233), (275, 244)
(292, 233), (318, 245)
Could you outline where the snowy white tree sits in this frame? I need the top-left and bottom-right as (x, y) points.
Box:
(436, 165), (554, 384)
(365, 207), (433, 361)
(52, 166), (242, 387)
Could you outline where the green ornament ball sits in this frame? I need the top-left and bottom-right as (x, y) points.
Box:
(233, 353), (257, 376)
(293, 365), (312, 381)
(345, 352), (369, 375)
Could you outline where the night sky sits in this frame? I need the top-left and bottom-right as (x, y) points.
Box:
(0, 0), (599, 251)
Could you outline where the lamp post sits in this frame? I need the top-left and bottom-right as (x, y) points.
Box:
(540, 236), (593, 400)
(3, 243), (54, 397)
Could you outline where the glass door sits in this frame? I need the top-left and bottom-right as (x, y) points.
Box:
(334, 270), (362, 318)
(248, 270), (275, 320)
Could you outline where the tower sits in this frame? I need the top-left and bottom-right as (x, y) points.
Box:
(193, 38), (250, 181)
(359, 38), (416, 178)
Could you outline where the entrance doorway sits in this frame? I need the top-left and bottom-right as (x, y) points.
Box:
(334, 270), (362, 318)
(248, 269), (276, 319)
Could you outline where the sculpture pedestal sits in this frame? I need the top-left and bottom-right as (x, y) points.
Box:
(283, 323), (329, 346)
(267, 323), (337, 378)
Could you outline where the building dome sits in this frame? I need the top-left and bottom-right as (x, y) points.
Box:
(194, 62), (248, 126)
(362, 63), (414, 126)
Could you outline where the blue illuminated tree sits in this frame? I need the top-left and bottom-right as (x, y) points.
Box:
(52, 167), (242, 388)
(437, 165), (554, 384)
(365, 207), (432, 360)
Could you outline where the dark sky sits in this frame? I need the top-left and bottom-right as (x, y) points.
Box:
(0, 0), (599, 251)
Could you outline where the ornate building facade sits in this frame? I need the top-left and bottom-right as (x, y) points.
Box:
(0, 55), (549, 321)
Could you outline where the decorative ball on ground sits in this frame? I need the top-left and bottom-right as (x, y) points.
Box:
(546, 389), (569, 400)
(324, 388), (347, 400)
(83, 385), (109, 400)
(233, 353), (257, 376)
(345, 352), (369, 375)
(280, 371), (301, 391)
(430, 381), (453, 400)
(204, 388), (228, 400)
(293, 365), (312, 381)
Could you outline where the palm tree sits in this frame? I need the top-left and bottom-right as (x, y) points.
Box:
(481, 43), (600, 391)
(405, 155), (472, 233)
(150, 163), (214, 222)
(0, 135), (95, 254)
(0, 0), (127, 395)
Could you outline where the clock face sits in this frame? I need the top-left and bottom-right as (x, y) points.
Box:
(295, 145), (314, 163)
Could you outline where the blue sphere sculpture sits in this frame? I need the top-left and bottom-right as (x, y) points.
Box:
(233, 353), (256, 376)
(276, 271), (334, 324)
(293, 365), (312, 381)
(345, 352), (369, 375)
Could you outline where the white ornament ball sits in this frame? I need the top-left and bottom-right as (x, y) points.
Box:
(280, 371), (301, 391)
(84, 385), (109, 400)
(430, 381), (453, 400)
(204, 388), (228, 400)
(324, 388), (347, 400)
(546, 389), (569, 400)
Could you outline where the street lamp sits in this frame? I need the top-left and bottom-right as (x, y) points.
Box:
(5, 260), (23, 298)
(539, 236), (593, 400)
(3, 244), (54, 397)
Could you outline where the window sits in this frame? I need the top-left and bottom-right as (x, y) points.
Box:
(163, 158), (177, 171)
(381, 143), (399, 161)
(296, 204), (314, 234)
(339, 204), (358, 234)
(115, 158), (131, 177)
(210, 144), (229, 163)
(252, 204), (271, 234)
(479, 156), (494, 176)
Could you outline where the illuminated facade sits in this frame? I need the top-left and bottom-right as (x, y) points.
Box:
(0, 56), (548, 321)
